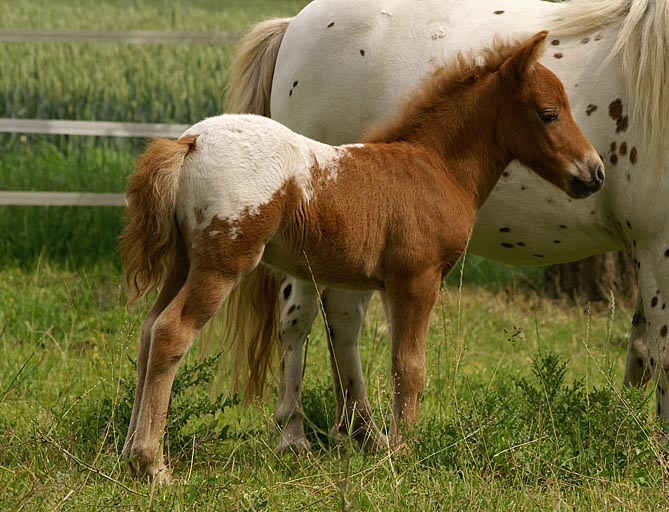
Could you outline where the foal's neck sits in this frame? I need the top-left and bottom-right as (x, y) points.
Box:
(401, 73), (512, 208)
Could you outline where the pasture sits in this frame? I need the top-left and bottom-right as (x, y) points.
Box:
(1, 1), (668, 510)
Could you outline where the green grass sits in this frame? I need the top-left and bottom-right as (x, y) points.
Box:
(1, 263), (666, 510)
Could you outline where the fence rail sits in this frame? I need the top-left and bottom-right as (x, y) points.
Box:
(1, 28), (228, 207)
(0, 29), (240, 45)
(0, 192), (125, 207)
(0, 118), (190, 138)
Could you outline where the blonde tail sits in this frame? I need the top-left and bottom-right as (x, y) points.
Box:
(225, 18), (292, 115)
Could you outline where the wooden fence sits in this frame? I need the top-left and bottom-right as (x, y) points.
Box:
(1, 28), (239, 206)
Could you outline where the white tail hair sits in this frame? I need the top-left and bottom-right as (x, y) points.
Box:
(549, 0), (669, 170)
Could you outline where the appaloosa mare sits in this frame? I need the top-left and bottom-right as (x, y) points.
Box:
(122, 32), (602, 480)
(225, 0), (669, 453)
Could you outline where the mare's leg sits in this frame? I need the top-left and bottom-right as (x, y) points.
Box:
(323, 289), (388, 450)
(623, 295), (652, 388)
(383, 269), (441, 447)
(634, 243), (669, 434)
(275, 279), (319, 453)
(122, 254), (188, 461)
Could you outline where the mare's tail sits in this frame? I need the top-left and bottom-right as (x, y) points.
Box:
(121, 136), (196, 302)
(206, 17), (291, 401)
(225, 17), (292, 115)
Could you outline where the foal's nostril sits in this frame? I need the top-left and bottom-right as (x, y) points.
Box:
(596, 165), (605, 182)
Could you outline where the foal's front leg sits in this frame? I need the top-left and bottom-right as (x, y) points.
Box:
(383, 269), (441, 447)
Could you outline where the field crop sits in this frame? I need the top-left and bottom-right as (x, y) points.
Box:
(2, 1), (667, 510)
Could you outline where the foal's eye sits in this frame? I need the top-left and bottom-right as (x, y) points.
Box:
(539, 108), (559, 123)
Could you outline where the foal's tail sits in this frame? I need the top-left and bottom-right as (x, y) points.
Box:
(224, 17), (292, 115)
(121, 136), (196, 302)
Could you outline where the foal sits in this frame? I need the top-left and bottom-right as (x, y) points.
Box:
(122, 31), (603, 481)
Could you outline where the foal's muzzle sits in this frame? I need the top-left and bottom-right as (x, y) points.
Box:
(570, 159), (605, 199)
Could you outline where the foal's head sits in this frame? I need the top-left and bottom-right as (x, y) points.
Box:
(498, 31), (604, 198)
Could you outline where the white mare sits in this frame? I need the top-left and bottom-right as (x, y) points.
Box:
(225, 0), (669, 452)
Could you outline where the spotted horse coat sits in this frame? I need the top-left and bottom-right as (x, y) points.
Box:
(225, 0), (669, 452)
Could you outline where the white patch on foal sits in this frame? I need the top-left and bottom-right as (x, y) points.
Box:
(177, 115), (346, 236)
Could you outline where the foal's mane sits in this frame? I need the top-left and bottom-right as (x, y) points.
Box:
(364, 39), (519, 145)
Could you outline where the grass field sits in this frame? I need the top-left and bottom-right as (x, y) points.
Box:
(2, 1), (668, 510)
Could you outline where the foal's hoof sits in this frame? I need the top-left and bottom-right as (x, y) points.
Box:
(126, 448), (171, 484)
(275, 436), (311, 455)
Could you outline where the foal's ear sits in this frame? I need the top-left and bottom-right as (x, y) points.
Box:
(500, 31), (548, 84)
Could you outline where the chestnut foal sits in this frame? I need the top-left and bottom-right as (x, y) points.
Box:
(121, 31), (603, 481)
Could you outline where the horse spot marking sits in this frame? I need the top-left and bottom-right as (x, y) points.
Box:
(559, 224), (568, 229)
(610, 142), (617, 152)
(283, 283), (292, 300)
(293, 81), (299, 87)
(533, 254), (545, 258)
(516, 242), (526, 247)
(581, 37), (590, 44)
(652, 297), (659, 308)
(520, 185), (527, 191)
(553, 53), (563, 59)
(294, 385), (299, 392)
(291, 319), (298, 326)
(288, 304), (296, 314)
(327, 22), (335, 28)
(586, 104), (598, 116)
(553, 240), (561, 244)
(651, 357), (656, 367)
(501, 243), (514, 248)
(494, 10), (505, 14)
(663, 304), (666, 310)
(632, 239), (636, 248)
(608, 98), (622, 120)
(665, 248), (669, 258)
(502, 171), (510, 177)
(595, 34), (602, 41)
(625, 220), (632, 229)
(619, 142), (627, 155)
(637, 357), (644, 367)
(287, 344), (293, 352)
(360, 49), (366, 56)
(610, 154), (618, 165)
(662, 325), (668, 338)
(551, 39), (560, 46)
(626, 174), (631, 181)
(499, 227), (511, 233)
(630, 147), (638, 164)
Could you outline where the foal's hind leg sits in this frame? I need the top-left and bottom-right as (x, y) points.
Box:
(122, 258), (188, 461)
(324, 289), (388, 451)
(383, 269), (441, 448)
(127, 267), (238, 481)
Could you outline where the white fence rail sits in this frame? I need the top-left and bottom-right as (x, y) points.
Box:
(1, 28), (222, 207)
(0, 118), (190, 138)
